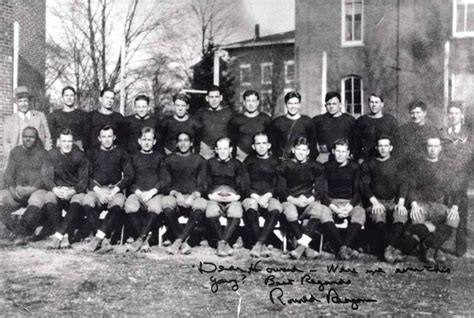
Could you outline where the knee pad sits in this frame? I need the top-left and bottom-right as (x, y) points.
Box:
(282, 202), (298, 222)
(192, 197), (207, 212)
(162, 195), (177, 210)
(242, 198), (258, 211)
(205, 201), (221, 218)
(227, 202), (243, 218)
(351, 206), (366, 225)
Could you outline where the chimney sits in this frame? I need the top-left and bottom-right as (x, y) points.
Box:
(255, 24), (260, 40)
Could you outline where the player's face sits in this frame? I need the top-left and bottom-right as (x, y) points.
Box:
(206, 91), (222, 110)
(174, 99), (189, 118)
(17, 97), (30, 113)
(409, 107), (427, 125)
(447, 107), (463, 126)
(286, 97), (301, 116)
(216, 139), (232, 161)
(63, 89), (76, 107)
(101, 91), (115, 110)
(333, 144), (350, 163)
(138, 131), (156, 152)
(376, 139), (392, 158)
(135, 100), (150, 118)
(292, 144), (309, 162)
(22, 128), (37, 149)
(426, 138), (441, 160)
(325, 97), (341, 115)
(243, 95), (259, 114)
(369, 96), (384, 115)
(59, 134), (74, 154)
(177, 133), (192, 153)
(98, 129), (116, 150)
(252, 135), (271, 157)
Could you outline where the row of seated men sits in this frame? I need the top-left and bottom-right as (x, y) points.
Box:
(0, 117), (465, 264)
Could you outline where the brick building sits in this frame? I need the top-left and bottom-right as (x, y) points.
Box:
(296, 0), (474, 125)
(0, 0), (46, 161)
(222, 26), (295, 116)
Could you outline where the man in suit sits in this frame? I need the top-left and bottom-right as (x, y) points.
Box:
(3, 86), (52, 161)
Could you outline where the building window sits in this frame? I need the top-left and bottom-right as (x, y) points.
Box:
(452, 73), (474, 109)
(240, 64), (251, 86)
(261, 62), (273, 85)
(453, 0), (474, 37)
(260, 89), (273, 114)
(341, 75), (363, 117)
(341, 0), (363, 46)
(284, 60), (295, 84)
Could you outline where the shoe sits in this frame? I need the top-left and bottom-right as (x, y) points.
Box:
(180, 241), (192, 255)
(337, 245), (351, 261)
(199, 239), (209, 247)
(166, 239), (182, 255)
(384, 246), (395, 264)
(60, 236), (71, 249)
(216, 240), (227, 257)
(131, 237), (144, 252)
(305, 247), (320, 259)
(290, 244), (306, 260)
(97, 238), (113, 254)
(435, 249), (447, 263)
(48, 237), (61, 250)
(139, 239), (151, 253)
(392, 248), (405, 262)
(233, 237), (244, 249)
(87, 236), (102, 252)
(224, 242), (234, 256)
(423, 247), (436, 264)
(348, 247), (360, 260)
(260, 245), (272, 258)
(162, 239), (172, 247)
(250, 242), (263, 258)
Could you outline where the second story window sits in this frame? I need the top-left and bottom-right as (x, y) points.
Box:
(261, 62), (273, 85)
(342, 0), (363, 46)
(284, 60), (295, 84)
(240, 64), (251, 86)
(453, 0), (474, 37)
(341, 75), (363, 117)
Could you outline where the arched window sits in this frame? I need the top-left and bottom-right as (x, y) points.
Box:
(341, 75), (363, 117)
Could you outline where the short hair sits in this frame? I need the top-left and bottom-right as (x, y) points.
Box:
(292, 136), (310, 148)
(207, 85), (221, 95)
(243, 90), (260, 101)
(375, 134), (392, 145)
(140, 126), (155, 138)
(333, 138), (350, 150)
(369, 93), (384, 103)
(100, 87), (115, 97)
(99, 124), (114, 135)
(215, 136), (232, 148)
(408, 100), (427, 112)
(22, 126), (39, 137)
(177, 131), (193, 142)
(59, 128), (74, 138)
(173, 93), (190, 104)
(447, 101), (464, 112)
(252, 132), (269, 143)
(325, 91), (341, 103)
(285, 91), (301, 103)
(62, 86), (76, 96)
(135, 94), (150, 104)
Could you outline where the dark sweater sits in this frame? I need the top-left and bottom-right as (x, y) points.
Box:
(313, 113), (355, 152)
(129, 151), (164, 193)
(88, 147), (133, 191)
(4, 144), (53, 190)
(229, 113), (272, 154)
(47, 108), (87, 146)
(195, 107), (235, 147)
(159, 115), (202, 152)
(84, 111), (127, 152)
(48, 146), (90, 193)
(271, 115), (318, 159)
(277, 159), (325, 200)
(125, 115), (161, 153)
(242, 155), (280, 197)
(353, 114), (399, 159)
(398, 122), (438, 163)
(207, 158), (243, 195)
(322, 160), (360, 206)
(360, 156), (408, 201)
(161, 153), (207, 195)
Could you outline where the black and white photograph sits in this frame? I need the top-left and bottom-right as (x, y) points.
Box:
(0, 0), (473, 315)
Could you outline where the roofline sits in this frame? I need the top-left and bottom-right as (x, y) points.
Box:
(221, 38), (295, 49)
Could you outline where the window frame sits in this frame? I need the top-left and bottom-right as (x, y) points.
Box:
(341, 75), (364, 117)
(239, 64), (251, 86)
(341, 0), (364, 47)
(284, 60), (296, 84)
(453, 0), (474, 38)
(260, 62), (273, 85)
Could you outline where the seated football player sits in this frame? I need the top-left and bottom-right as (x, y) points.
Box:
(124, 127), (164, 252)
(206, 137), (244, 257)
(408, 136), (460, 264)
(161, 132), (207, 255)
(320, 138), (366, 260)
(360, 135), (409, 263)
(0, 127), (53, 243)
(241, 132), (282, 258)
(278, 136), (327, 260)
(45, 129), (90, 249)
(83, 125), (133, 253)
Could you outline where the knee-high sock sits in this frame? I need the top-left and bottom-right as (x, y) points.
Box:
(18, 206), (42, 236)
(44, 203), (62, 232)
(258, 210), (279, 243)
(322, 221), (344, 252)
(83, 205), (100, 234)
(128, 212), (143, 238)
(345, 223), (362, 248)
(287, 220), (303, 240)
(243, 209), (260, 243)
(58, 202), (81, 235)
(409, 224), (431, 242)
(389, 222), (404, 247)
(223, 218), (240, 242)
(100, 206), (123, 236)
(373, 221), (386, 254)
(303, 218), (320, 238)
(179, 209), (203, 241)
(163, 208), (182, 238)
(208, 217), (223, 241)
(140, 213), (158, 239)
(424, 224), (454, 249)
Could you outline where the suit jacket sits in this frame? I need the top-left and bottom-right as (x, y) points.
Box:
(3, 110), (52, 161)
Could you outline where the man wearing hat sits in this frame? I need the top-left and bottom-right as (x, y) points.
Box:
(3, 86), (52, 160)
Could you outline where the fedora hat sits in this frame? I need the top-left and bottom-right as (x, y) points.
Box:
(15, 86), (32, 99)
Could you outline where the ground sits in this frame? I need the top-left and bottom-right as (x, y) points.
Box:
(1, 238), (474, 316)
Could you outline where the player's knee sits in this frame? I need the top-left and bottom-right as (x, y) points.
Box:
(371, 212), (386, 223)
(147, 197), (163, 215)
(242, 198), (258, 211)
(27, 190), (47, 208)
(192, 197), (207, 212)
(161, 195), (177, 210)
(227, 202), (243, 218)
(109, 193), (125, 208)
(282, 202), (298, 222)
(393, 211), (407, 224)
(267, 198), (282, 213)
(320, 206), (334, 223)
(205, 201), (220, 218)
(82, 192), (96, 207)
(351, 206), (366, 225)
(306, 201), (325, 219)
(44, 191), (57, 205)
(124, 195), (140, 214)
